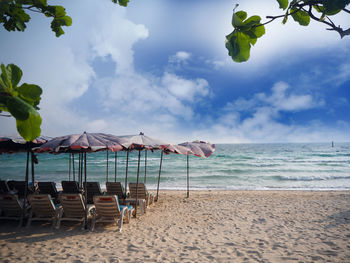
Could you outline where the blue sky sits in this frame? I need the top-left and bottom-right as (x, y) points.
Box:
(1, 0), (350, 143)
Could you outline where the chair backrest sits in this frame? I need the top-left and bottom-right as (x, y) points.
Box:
(106, 182), (125, 200)
(83, 182), (103, 204)
(7, 180), (26, 198)
(93, 195), (121, 218)
(61, 181), (80, 193)
(59, 193), (86, 218)
(28, 194), (56, 218)
(129, 183), (148, 199)
(0, 194), (23, 217)
(0, 180), (10, 194)
(38, 182), (59, 199)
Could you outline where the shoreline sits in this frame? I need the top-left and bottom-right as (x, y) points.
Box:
(1, 190), (350, 262)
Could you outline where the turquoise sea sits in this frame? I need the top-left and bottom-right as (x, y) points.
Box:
(1, 143), (350, 191)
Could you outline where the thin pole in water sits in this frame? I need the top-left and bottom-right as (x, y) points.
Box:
(144, 150), (147, 184)
(156, 151), (163, 202)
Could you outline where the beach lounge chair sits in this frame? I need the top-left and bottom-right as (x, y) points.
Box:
(61, 181), (81, 194)
(38, 182), (60, 204)
(91, 195), (134, 232)
(27, 194), (62, 227)
(0, 194), (29, 227)
(83, 182), (104, 204)
(106, 182), (126, 203)
(129, 183), (154, 207)
(56, 193), (95, 230)
(0, 180), (10, 194)
(7, 180), (27, 198)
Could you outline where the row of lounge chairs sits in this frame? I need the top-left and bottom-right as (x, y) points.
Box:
(0, 180), (154, 231)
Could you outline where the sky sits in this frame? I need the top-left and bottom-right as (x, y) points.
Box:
(1, 0), (350, 143)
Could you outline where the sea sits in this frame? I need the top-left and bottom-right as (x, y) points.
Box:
(1, 143), (350, 191)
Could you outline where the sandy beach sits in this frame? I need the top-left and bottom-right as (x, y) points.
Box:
(0, 190), (350, 262)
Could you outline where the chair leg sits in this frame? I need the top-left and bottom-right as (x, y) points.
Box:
(26, 210), (33, 228)
(55, 209), (63, 229)
(90, 214), (96, 232)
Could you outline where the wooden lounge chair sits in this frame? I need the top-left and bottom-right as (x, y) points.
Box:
(83, 182), (103, 204)
(7, 180), (27, 198)
(129, 183), (154, 207)
(61, 181), (81, 194)
(91, 195), (134, 232)
(0, 194), (29, 227)
(0, 180), (10, 194)
(106, 182), (126, 203)
(56, 193), (95, 230)
(27, 194), (62, 227)
(38, 182), (60, 204)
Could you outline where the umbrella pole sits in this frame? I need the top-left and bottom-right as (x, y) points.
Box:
(78, 153), (81, 184)
(156, 151), (163, 202)
(80, 153), (83, 188)
(135, 150), (141, 218)
(31, 151), (35, 186)
(72, 154), (76, 181)
(84, 152), (88, 229)
(106, 150), (109, 182)
(23, 148), (30, 226)
(187, 154), (189, 198)
(144, 150), (147, 184)
(69, 153), (71, 181)
(125, 150), (129, 193)
(114, 152), (117, 182)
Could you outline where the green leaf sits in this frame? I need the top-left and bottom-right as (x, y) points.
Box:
(16, 109), (42, 142)
(232, 11), (247, 27)
(7, 96), (31, 121)
(277, 0), (289, 10)
(7, 64), (22, 88)
(226, 31), (251, 62)
(111, 0), (130, 6)
(323, 0), (350, 15)
(242, 15), (261, 28)
(291, 8), (310, 26)
(18, 83), (42, 107)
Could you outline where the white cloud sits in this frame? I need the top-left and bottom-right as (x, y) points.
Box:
(193, 81), (345, 143)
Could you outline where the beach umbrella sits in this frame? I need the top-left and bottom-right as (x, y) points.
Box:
(178, 141), (215, 198)
(119, 132), (174, 216)
(119, 133), (173, 191)
(35, 132), (128, 228)
(36, 132), (127, 153)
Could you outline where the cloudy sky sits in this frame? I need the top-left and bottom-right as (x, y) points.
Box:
(1, 0), (349, 143)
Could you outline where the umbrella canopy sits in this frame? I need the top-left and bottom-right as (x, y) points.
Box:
(119, 132), (172, 150)
(0, 136), (48, 154)
(178, 141), (215, 158)
(35, 132), (128, 153)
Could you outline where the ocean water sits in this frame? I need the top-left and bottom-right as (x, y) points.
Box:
(1, 143), (350, 191)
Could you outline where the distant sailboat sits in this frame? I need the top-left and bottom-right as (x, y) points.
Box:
(332, 141), (334, 147)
